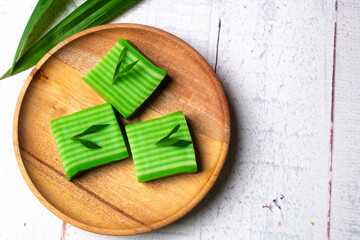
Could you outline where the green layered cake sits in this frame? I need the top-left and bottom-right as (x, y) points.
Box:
(82, 38), (167, 119)
(125, 111), (197, 182)
(51, 103), (128, 180)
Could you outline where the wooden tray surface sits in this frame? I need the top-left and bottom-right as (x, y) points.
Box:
(13, 24), (230, 235)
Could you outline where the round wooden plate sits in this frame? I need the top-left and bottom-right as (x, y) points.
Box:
(13, 24), (230, 235)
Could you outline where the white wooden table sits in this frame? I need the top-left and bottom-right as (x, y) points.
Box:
(1, 0), (359, 239)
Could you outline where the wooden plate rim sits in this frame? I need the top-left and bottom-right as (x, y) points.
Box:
(12, 23), (230, 235)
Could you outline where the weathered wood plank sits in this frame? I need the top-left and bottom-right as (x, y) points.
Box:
(113, 0), (217, 67)
(0, 0), (63, 239)
(330, 1), (360, 239)
(198, 0), (336, 239)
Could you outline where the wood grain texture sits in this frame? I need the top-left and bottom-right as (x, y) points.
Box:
(197, 1), (336, 239)
(13, 24), (230, 235)
(330, 1), (360, 239)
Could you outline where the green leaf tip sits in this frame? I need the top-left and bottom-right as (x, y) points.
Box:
(311, 222), (315, 226)
(156, 124), (192, 147)
(70, 124), (110, 149)
(0, 68), (12, 80)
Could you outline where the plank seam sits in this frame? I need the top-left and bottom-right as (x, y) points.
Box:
(214, 19), (222, 73)
(328, 0), (338, 239)
(60, 221), (68, 240)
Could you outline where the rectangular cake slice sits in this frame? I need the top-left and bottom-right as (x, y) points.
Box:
(82, 38), (167, 119)
(125, 111), (197, 182)
(51, 103), (128, 180)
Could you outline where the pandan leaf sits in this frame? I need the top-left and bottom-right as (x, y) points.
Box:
(70, 124), (110, 140)
(1, 0), (140, 80)
(76, 139), (102, 149)
(156, 124), (192, 147)
(156, 138), (192, 147)
(112, 48), (127, 83)
(112, 59), (139, 84)
(70, 124), (110, 149)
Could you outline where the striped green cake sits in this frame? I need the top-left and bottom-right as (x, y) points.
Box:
(125, 111), (197, 182)
(82, 38), (167, 119)
(51, 103), (128, 180)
